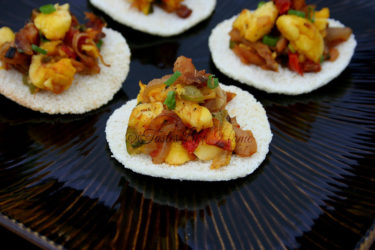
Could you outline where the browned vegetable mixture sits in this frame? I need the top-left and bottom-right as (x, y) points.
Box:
(130, 0), (192, 18)
(126, 56), (257, 169)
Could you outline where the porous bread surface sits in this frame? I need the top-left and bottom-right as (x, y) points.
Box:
(209, 16), (357, 95)
(106, 84), (272, 181)
(90, 0), (216, 36)
(0, 28), (131, 114)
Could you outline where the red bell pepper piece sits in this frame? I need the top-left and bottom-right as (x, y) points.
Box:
(288, 52), (303, 75)
(274, 0), (291, 14)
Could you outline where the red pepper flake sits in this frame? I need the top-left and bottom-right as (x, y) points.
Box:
(288, 52), (303, 76)
(274, 0), (291, 14)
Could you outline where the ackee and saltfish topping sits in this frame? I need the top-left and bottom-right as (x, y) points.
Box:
(229, 0), (353, 75)
(126, 56), (257, 169)
(0, 3), (108, 94)
(130, 0), (192, 18)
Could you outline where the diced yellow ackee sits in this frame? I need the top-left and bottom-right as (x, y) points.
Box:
(29, 55), (76, 93)
(82, 44), (100, 58)
(221, 120), (236, 151)
(131, 0), (153, 15)
(194, 143), (223, 161)
(128, 102), (164, 135)
(314, 8), (330, 37)
(233, 2), (278, 42)
(34, 4), (72, 40)
(0, 27), (15, 45)
(174, 99), (213, 132)
(165, 142), (191, 165)
(276, 15), (324, 63)
(40, 41), (62, 55)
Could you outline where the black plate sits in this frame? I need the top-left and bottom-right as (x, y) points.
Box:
(1, 0), (375, 249)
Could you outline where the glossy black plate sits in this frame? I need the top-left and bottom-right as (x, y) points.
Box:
(1, 0), (375, 249)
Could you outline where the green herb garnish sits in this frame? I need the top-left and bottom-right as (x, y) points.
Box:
(288, 43), (296, 53)
(22, 75), (38, 94)
(257, 1), (266, 8)
(307, 6), (315, 23)
(229, 40), (236, 49)
(39, 4), (56, 14)
(320, 55), (324, 64)
(288, 9), (306, 18)
(262, 35), (279, 47)
(164, 91), (176, 110)
(31, 44), (47, 55)
(164, 71), (181, 87)
(96, 39), (103, 49)
(207, 75), (219, 89)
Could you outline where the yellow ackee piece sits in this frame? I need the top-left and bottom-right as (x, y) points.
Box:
(277, 15), (324, 63)
(165, 142), (191, 165)
(82, 44), (100, 58)
(128, 102), (164, 135)
(29, 55), (76, 93)
(174, 99), (213, 132)
(314, 8), (330, 37)
(40, 41), (62, 56)
(233, 2), (279, 42)
(0, 27), (15, 45)
(221, 120), (236, 151)
(194, 143), (223, 161)
(34, 4), (72, 40)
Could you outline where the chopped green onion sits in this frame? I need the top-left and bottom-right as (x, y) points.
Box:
(164, 91), (176, 110)
(181, 86), (205, 103)
(96, 39), (103, 49)
(207, 75), (219, 89)
(257, 1), (266, 8)
(22, 75), (38, 94)
(320, 55), (324, 64)
(307, 6), (315, 23)
(164, 71), (181, 87)
(78, 24), (87, 32)
(31, 44), (47, 55)
(39, 4), (56, 14)
(229, 40), (236, 49)
(288, 43), (296, 53)
(288, 9), (306, 18)
(262, 35), (279, 47)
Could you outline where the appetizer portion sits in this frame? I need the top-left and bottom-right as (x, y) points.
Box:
(0, 3), (131, 114)
(229, 0), (352, 75)
(106, 56), (272, 181)
(209, 0), (356, 95)
(0, 4), (107, 94)
(90, 0), (216, 36)
(130, 0), (192, 18)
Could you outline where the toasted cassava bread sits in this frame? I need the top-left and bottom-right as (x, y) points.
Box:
(0, 28), (131, 114)
(90, 0), (216, 36)
(105, 84), (272, 181)
(209, 17), (357, 95)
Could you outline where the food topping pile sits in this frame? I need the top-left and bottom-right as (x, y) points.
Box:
(126, 56), (257, 169)
(0, 4), (107, 94)
(130, 0), (192, 18)
(229, 0), (353, 75)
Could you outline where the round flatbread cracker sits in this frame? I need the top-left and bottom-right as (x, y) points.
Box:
(209, 16), (357, 95)
(0, 28), (131, 114)
(90, 0), (216, 36)
(106, 84), (272, 181)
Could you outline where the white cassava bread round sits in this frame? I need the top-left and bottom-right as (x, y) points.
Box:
(106, 84), (272, 181)
(209, 16), (357, 95)
(90, 0), (216, 36)
(0, 28), (131, 114)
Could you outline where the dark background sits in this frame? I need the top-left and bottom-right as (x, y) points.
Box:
(0, 0), (374, 249)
